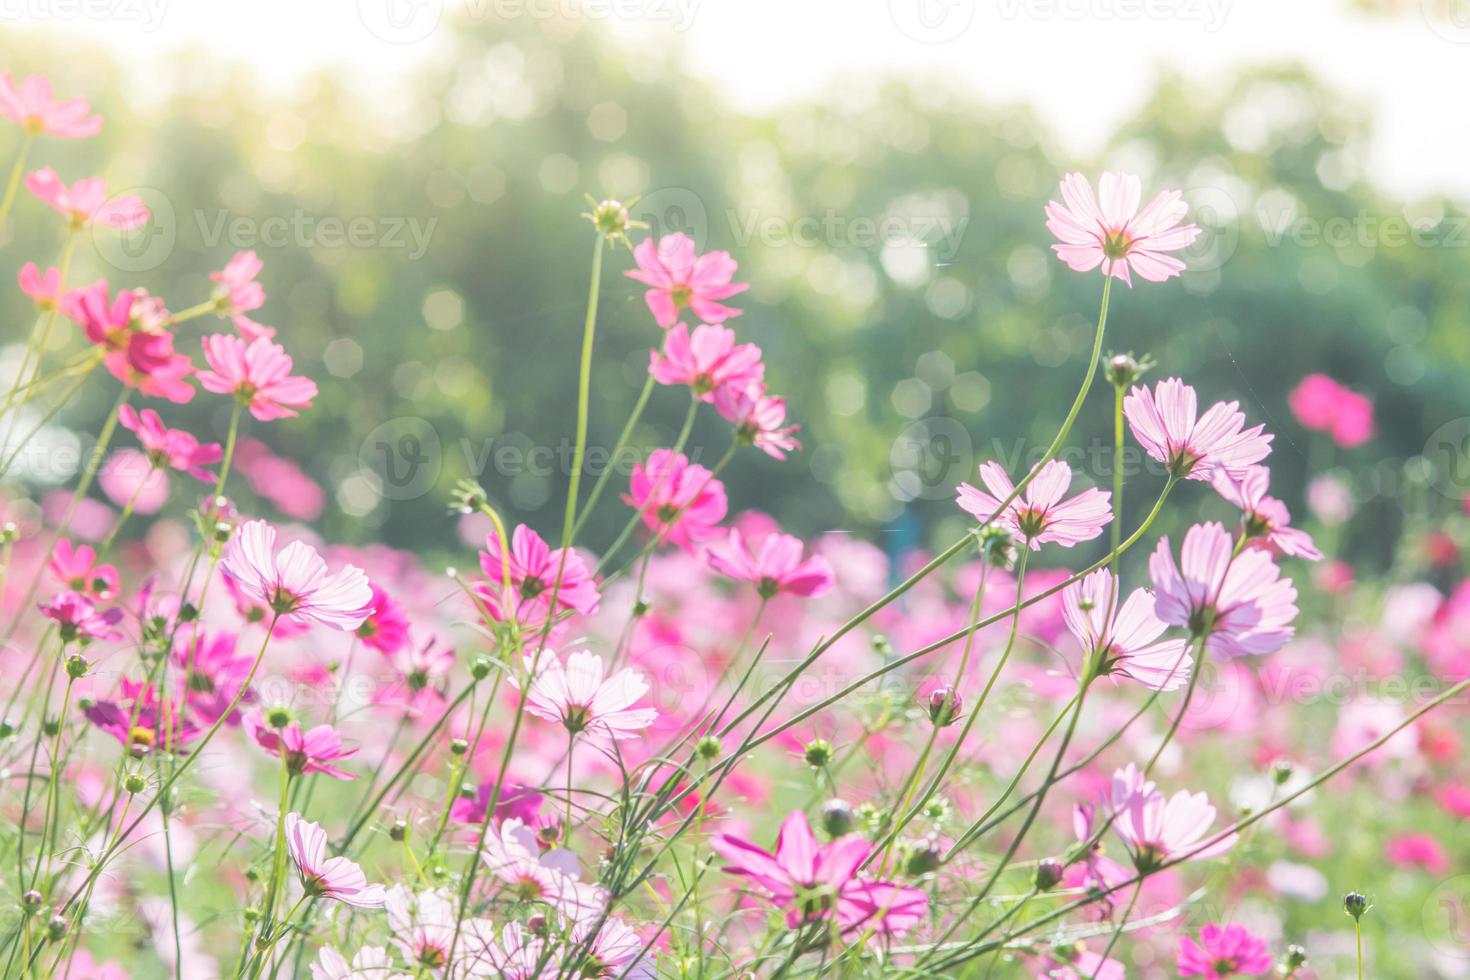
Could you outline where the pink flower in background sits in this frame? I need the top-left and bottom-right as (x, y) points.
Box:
(518, 649), (657, 739)
(0, 74), (101, 137)
(956, 459), (1111, 549)
(356, 584), (411, 655)
(48, 539), (119, 599)
(714, 381), (799, 459)
(18, 263), (60, 310)
(626, 232), (748, 328)
(479, 523), (600, 617)
(210, 250), (274, 339)
(245, 708), (358, 779)
(649, 322), (764, 400)
(285, 813), (385, 907)
(310, 946), (395, 980)
(623, 449), (727, 551)
(65, 282), (196, 403)
(99, 449), (170, 514)
(1150, 522), (1298, 658)
(25, 167), (147, 229)
(1062, 568), (1192, 691)
(1288, 374), (1374, 448)
(451, 782), (543, 828)
(118, 405), (222, 482)
(1212, 465), (1321, 560)
(1044, 172), (1200, 285)
(706, 528), (835, 598)
(1124, 378), (1272, 481)
(198, 334), (317, 420)
(1178, 923), (1273, 978)
(378, 633), (457, 715)
(220, 520), (372, 631)
(1032, 947), (1125, 980)
(172, 629), (255, 724)
(1385, 833), (1450, 875)
(713, 810), (926, 937)
(40, 589), (122, 643)
(573, 918), (654, 980)
(84, 680), (200, 756)
(1109, 764), (1237, 870)
(234, 438), (325, 520)
(480, 818), (606, 923)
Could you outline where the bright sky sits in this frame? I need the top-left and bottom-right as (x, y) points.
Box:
(16, 0), (1470, 200)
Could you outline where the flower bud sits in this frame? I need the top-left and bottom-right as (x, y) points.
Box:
(1270, 761), (1293, 786)
(458, 783), (477, 800)
(0, 719), (14, 739)
(0, 521), (18, 545)
(901, 838), (942, 877)
(46, 915), (67, 941)
(1343, 892), (1370, 920)
(177, 602), (199, 623)
(1104, 351), (1153, 389)
(265, 706), (293, 729)
(802, 739), (833, 769)
(926, 687), (962, 727)
(1284, 944), (1308, 970)
(64, 654), (89, 679)
(124, 772), (147, 795)
(978, 525), (1015, 565)
(21, 890), (42, 912)
(470, 656), (492, 680)
(694, 735), (721, 761)
(1034, 859), (1064, 891)
(527, 913), (549, 936)
(449, 479), (488, 515)
(389, 818), (409, 842)
(243, 906), (262, 923)
(450, 737), (468, 757)
(820, 799), (855, 838)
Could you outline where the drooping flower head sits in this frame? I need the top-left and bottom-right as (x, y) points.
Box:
(714, 381), (799, 460)
(1212, 465), (1321, 561)
(956, 459), (1111, 549)
(622, 449), (727, 552)
(197, 334), (317, 421)
(649, 322), (764, 401)
(706, 528), (835, 599)
(25, 168), (147, 230)
(1108, 764), (1237, 872)
(626, 232), (748, 328)
(220, 520), (372, 631)
(1177, 923), (1274, 978)
(0, 75), (101, 138)
(118, 405), (222, 482)
(1150, 522), (1298, 658)
(1124, 378), (1272, 481)
(1062, 568), (1191, 691)
(48, 539), (119, 600)
(285, 813), (385, 907)
(245, 708), (359, 779)
(518, 649), (657, 740)
(209, 250), (275, 340)
(1045, 172), (1200, 285)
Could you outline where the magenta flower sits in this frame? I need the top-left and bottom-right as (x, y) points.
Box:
(479, 523), (600, 617)
(84, 680), (200, 757)
(39, 589), (122, 644)
(48, 539), (119, 600)
(172, 629), (255, 724)
(714, 381), (800, 460)
(245, 708), (358, 779)
(209, 250), (274, 340)
(1124, 378), (1273, 481)
(622, 449), (728, 552)
(285, 813), (385, 907)
(706, 528), (834, 599)
(1385, 833), (1450, 875)
(712, 810), (927, 937)
(649, 322), (764, 401)
(518, 649), (657, 740)
(18, 263), (61, 311)
(220, 520), (372, 631)
(1288, 373), (1373, 448)
(1109, 764), (1237, 872)
(0, 74), (101, 138)
(1045, 172), (1200, 285)
(956, 460), (1111, 549)
(571, 918), (654, 980)
(626, 232), (748, 328)
(480, 818), (606, 922)
(64, 282), (196, 403)
(197, 334), (318, 421)
(356, 584), (411, 655)
(1178, 923), (1273, 978)
(1149, 521), (1298, 658)
(118, 405), (222, 482)
(1063, 568), (1191, 691)
(1212, 466), (1321, 561)
(25, 168), (147, 230)
(1032, 947), (1125, 980)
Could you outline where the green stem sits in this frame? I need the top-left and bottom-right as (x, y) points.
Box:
(1111, 383), (1124, 568)
(0, 131), (34, 226)
(570, 372), (654, 538)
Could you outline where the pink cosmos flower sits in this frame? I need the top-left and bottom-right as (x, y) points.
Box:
(209, 250), (274, 340)
(118, 404), (222, 482)
(1032, 947), (1125, 980)
(478, 523), (600, 618)
(172, 629), (255, 724)
(626, 232), (748, 328)
(955, 459), (1111, 549)
(39, 589), (122, 644)
(64, 282), (196, 403)
(452, 782), (543, 828)
(1150, 522), (1298, 658)
(480, 818), (606, 922)
(48, 539), (119, 599)
(1178, 923), (1273, 978)
(518, 649), (657, 740)
(1109, 764), (1237, 871)
(714, 381), (800, 459)
(1124, 379), (1273, 481)
(572, 918), (655, 980)
(1288, 374), (1374, 448)
(622, 449), (728, 552)
(356, 584), (411, 655)
(1385, 833), (1450, 875)
(484, 922), (552, 980)
(706, 528), (835, 598)
(0, 75), (101, 138)
(18, 263), (61, 311)
(713, 810), (927, 937)
(25, 167), (147, 229)
(309, 945), (395, 980)
(385, 886), (502, 974)
(285, 813), (385, 907)
(1045, 172), (1200, 285)
(197, 334), (318, 421)
(377, 633), (456, 716)
(220, 520), (372, 631)
(1062, 568), (1191, 691)
(649, 322), (764, 401)
(1212, 465), (1321, 561)
(245, 708), (358, 779)
(84, 680), (200, 757)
